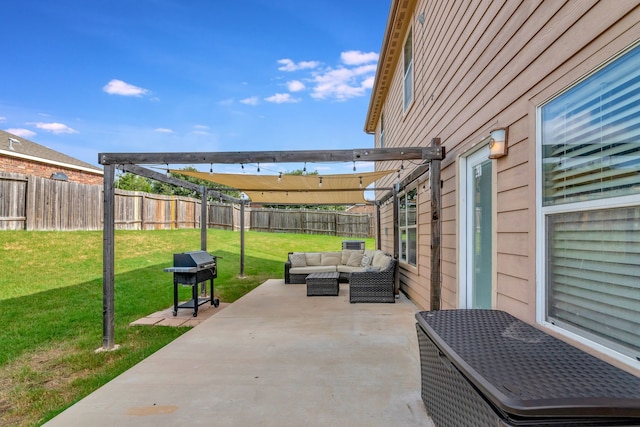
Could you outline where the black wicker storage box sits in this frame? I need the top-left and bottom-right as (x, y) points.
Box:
(415, 309), (640, 427)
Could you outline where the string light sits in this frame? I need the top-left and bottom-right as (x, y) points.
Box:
(353, 161), (356, 172)
(209, 163), (213, 174)
(359, 177), (363, 188)
(257, 163), (260, 173)
(278, 172), (282, 182)
(303, 162), (307, 175)
(318, 176), (323, 188)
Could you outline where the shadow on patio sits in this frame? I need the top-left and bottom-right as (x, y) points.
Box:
(44, 279), (433, 426)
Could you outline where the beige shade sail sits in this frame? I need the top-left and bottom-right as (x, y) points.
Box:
(171, 169), (396, 204)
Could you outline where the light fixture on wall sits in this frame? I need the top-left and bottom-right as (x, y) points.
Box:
(488, 127), (508, 159)
(418, 12), (425, 25)
(50, 172), (68, 181)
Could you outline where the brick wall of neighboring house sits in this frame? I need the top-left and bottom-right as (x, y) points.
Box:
(346, 204), (375, 215)
(0, 155), (103, 185)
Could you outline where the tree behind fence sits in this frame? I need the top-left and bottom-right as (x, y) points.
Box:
(0, 173), (373, 237)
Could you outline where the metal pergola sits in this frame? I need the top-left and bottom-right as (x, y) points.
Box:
(98, 141), (444, 350)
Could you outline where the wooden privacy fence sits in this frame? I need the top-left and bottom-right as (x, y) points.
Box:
(250, 208), (372, 238)
(0, 173), (374, 236)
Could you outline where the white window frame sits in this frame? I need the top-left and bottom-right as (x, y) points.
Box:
(402, 26), (414, 113)
(398, 186), (418, 266)
(535, 45), (640, 367)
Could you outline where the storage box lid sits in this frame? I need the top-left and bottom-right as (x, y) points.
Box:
(415, 309), (640, 419)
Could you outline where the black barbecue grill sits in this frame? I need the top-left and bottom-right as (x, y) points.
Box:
(164, 250), (219, 317)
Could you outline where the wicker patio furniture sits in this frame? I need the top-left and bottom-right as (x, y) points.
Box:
(306, 272), (340, 296)
(415, 309), (640, 426)
(349, 258), (397, 303)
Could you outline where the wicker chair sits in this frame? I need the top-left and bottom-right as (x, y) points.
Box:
(349, 258), (397, 303)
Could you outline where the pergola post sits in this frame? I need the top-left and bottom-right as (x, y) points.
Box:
(393, 183), (400, 295)
(240, 200), (246, 278)
(102, 164), (115, 350)
(200, 186), (207, 251)
(430, 138), (442, 311)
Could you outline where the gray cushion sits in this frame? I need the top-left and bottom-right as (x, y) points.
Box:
(289, 253), (307, 267)
(341, 249), (363, 265)
(289, 266), (337, 274)
(347, 252), (364, 266)
(305, 252), (322, 266)
(337, 265), (366, 274)
(321, 252), (342, 266)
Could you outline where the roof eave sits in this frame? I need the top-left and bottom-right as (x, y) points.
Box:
(364, 0), (418, 134)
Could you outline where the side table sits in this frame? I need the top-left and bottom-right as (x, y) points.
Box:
(306, 272), (340, 296)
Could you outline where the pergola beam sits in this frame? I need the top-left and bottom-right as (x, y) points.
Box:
(99, 147), (444, 165)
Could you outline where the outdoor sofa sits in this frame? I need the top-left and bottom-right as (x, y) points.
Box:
(284, 249), (397, 303)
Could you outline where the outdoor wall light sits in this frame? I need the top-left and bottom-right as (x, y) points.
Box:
(488, 127), (508, 159)
(418, 12), (425, 25)
(51, 172), (68, 181)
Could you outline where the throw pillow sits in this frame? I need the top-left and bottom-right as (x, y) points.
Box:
(360, 255), (371, 267)
(341, 249), (363, 265)
(347, 252), (364, 267)
(289, 253), (307, 267)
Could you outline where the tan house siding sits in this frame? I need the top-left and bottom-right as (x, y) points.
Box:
(367, 0), (640, 373)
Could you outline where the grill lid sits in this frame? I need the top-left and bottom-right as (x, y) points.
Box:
(173, 251), (216, 268)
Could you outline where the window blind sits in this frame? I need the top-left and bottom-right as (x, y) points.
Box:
(542, 46), (640, 206)
(547, 207), (640, 358)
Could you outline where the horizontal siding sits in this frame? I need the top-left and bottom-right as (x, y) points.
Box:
(374, 0), (640, 322)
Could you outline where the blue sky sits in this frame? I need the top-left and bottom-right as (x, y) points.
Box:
(0, 0), (390, 175)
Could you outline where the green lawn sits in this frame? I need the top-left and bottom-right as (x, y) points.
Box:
(0, 228), (373, 426)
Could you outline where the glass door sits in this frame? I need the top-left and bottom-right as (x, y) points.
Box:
(464, 148), (493, 309)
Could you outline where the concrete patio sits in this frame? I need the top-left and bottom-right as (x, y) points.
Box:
(44, 279), (434, 426)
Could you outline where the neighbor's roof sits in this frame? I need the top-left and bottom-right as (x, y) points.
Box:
(364, 0), (417, 134)
(173, 169), (396, 205)
(0, 130), (102, 174)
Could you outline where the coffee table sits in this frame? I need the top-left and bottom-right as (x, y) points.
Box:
(306, 272), (340, 296)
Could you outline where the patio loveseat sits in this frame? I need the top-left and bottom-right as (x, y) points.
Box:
(284, 249), (397, 303)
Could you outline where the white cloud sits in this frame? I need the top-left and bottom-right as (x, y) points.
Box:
(6, 128), (35, 138)
(277, 59), (320, 72)
(273, 50), (378, 101)
(103, 79), (149, 97)
(240, 96), (259, 106)
(310, 63), (377, 100)
(155, 128), (173, 133)
(193, 124), (209, 130)
(218, 98), (234, 106)
(264, 93), (301, 104)
(287, 80), (305, 92)
(29, 122), (78, 134)
(0, 116), (6, 122)
(341, 50), (379, 65)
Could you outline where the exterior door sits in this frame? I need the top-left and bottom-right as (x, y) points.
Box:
(462, 148), (493, 309)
